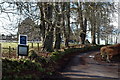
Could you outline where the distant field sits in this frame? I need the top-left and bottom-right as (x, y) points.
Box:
(0, 42), (42, 58)
(0, 42), (42, 48)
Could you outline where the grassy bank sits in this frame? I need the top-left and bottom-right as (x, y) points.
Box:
(2, 45), (104, 79)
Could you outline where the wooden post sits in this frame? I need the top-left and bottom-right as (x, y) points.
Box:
(37, 43), (39, 51)
(0, 43), (1, 58)
(9, 46), (11, 58)
(31, 43), (33, 48)
(0, 43), (1, 80)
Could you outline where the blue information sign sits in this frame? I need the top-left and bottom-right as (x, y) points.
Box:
(19, 35), (27, 45)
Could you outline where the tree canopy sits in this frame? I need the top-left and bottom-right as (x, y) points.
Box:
(0, 1), (118, 51)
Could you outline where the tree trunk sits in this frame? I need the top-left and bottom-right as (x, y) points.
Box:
(91, 4), (96, 45)
(43, 3), (54, 52)
(54, 27), (61, 50)
(63, 21), (69, 47)
(116, 36), (118, 43)
(79, 2), (84, 44)
(62, 2), (70, 48)
(54, 3), (62, 50)
(97, 27), (100, 44)
(91, 25), (96, 44)
(96, 11), (101, 45)
(38, 2), (45, 46)
(79, 2), (87, 44)
(105, 36), (108, 45)
(110, 34), (113, 44)
(80, 18), (87, 44)
(65, 2), (70, 48)
(43, 29), (54, 52)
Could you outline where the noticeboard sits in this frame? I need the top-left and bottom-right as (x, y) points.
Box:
(19, 35), (27, 45)
(18, 45), (29, 56)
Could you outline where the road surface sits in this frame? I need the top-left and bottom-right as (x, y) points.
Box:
(61, 51), (119, 80)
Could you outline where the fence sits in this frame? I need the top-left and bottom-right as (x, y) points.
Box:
(1, 43), (41, 58)
(1, 42), (93, 58)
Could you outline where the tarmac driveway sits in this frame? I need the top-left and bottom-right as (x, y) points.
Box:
(61, 51), (119, 80)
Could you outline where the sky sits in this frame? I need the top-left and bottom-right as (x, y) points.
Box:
(0, 3), (19, 35)
(0, 10), (25, 35)
(0, 13), (19, 35)
(0, 2), (39, 35)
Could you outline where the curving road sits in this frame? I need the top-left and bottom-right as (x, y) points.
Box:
(61, 51), (119, 80)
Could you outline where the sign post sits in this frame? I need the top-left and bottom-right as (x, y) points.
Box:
(18, 35), (29, 56)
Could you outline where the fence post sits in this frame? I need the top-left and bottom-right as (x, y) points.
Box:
(0, 43), (1, 80)
(0, 43), (2, 59)
(9, 46), (11, 58)
(37, 43), (39, 51)
(31, 43), (33, 48)
(0, 43), (1, 58)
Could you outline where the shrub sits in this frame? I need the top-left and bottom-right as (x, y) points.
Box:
(28, 49), (38, 60)
(2, 58), (47, 79)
